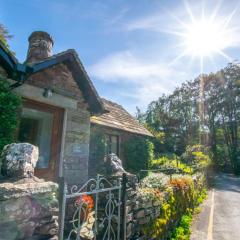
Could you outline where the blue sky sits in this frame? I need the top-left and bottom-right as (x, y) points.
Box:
(1, 0), (240, 114)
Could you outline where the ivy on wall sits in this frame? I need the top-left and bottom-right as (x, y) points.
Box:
(0, 75), (21, 152)
(123, 136), (154, 174)
(89, 128), (108, 176)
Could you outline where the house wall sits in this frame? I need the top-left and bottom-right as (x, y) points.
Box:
(89, 123), (140, 177)
(14, 64), (91, 185)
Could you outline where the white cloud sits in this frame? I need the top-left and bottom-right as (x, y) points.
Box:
(88, 50), (190, 110)
(124, 14), (166, 32)
(89, 51), (173, 83)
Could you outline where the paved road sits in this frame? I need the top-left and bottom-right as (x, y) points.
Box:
(191, 174), (240, 240)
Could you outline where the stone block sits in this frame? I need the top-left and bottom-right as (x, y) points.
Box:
(0, 143), (38, 178)
(138, 216), (150, 225)
(0, 178), (58, 240)
(135, 209), (145, 219)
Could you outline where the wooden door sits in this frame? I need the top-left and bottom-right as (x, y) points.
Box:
(18, 99), (64, 181)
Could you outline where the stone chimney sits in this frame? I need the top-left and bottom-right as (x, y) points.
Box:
(26, 31), (54, 63)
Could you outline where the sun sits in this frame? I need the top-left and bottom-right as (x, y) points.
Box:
(170, 1), (238, 69)
(183, 19), (227, 57)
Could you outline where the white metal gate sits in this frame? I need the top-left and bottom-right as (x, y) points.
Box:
(59, 175), (124, 240)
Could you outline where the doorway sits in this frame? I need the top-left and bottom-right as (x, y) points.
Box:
(18, 99), (64, 181)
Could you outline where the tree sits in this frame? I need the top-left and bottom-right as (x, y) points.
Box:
(0, 23), (12, 48)
(141, 62), (240, 173)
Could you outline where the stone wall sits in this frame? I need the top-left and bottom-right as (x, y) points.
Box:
(124, 186), (161, 239)
(0, 143), (59, 240)
(0, 178), (58, 240)
(123, 174), (204, 240)
(64, 108), (90, 185)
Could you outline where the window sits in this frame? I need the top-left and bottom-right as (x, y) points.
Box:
(18, 107), (53, 168)
(106, 135), (119, 156)
(17, 99), (63, 181)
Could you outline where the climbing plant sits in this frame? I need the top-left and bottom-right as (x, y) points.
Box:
(0, 74), (21, 152)
(123, 136), (154, 173)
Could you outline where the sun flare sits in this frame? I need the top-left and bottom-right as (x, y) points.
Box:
(183, 19), (229, 57)
(170, 1), (239, 70)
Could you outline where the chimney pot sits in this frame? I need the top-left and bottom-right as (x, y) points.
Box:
(26, 31), (54, 63)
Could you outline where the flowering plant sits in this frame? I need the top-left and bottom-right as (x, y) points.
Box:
(75, 194), (94, 210)
(168, 176), (193, 190)
(75, 195), (95, 239)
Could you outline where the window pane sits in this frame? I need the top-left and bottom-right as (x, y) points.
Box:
(18, 107), (53, 168)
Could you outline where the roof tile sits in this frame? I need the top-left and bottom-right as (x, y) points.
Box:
(91, 99), (153, 137)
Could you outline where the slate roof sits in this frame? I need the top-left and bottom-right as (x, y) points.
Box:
(29, 49), (105, 114)
(0, 42), (105, 114)
(91, 99), (153, 137)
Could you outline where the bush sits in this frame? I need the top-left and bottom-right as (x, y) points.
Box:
(141, 172), (169, 190)
(0, 75), (21, 152)
(170, 214), (192, 240)
(89, 129), (108, 176)
(123, 136), (154, 173)
(140, 173), (206, 239)
(149, 155), (193, 175)
(181, 145), (211, 171)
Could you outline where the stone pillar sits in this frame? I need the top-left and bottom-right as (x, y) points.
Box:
(0, 143), (59, 240)
(26, 31), (54, 63)
(0, 143), (38, 178)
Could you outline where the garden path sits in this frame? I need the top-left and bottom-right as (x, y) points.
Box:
(191, 173), (240, 240)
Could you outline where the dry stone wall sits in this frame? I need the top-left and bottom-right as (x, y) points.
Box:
(0, 143), (59, 240)
(125, 186), (162, 239)
(0, 178), (59, 240)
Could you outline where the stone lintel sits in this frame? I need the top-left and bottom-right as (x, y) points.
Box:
(12, 81), (77, 110)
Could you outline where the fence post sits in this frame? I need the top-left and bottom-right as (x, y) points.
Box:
(58, 177), (67, 240)
(121, 173), (128, 240)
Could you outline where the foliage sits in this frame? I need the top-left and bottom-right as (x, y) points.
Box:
(141, 173), (169, 190)
(0, 23), (12, 49)
(140, 173), (206, 239)
(0, 75), (21, 152)
(149, 155), (193, 175)
(89, 129), (107, 175)
(90, 130), (107, 161)
(181, 145), (211, 171)
(139, 63), (240, 173)
(123, 136), (154, 173)
(170, 186), (207, 240)
(136, 187), (163, 203)
(169, 175), (193, 190)
(170, 214), (192, 240)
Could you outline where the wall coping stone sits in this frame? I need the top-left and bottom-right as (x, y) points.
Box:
(0, 177), (58, 200)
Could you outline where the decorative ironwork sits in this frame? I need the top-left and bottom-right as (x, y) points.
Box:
(60, 175), (122, 240)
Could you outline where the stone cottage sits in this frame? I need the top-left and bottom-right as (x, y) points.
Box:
(89, 98), (153, 176)
(0, 31), (152, 185)
(0, 31), (105, 185)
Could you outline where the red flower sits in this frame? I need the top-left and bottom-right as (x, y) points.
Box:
(75, 194), (94, 210)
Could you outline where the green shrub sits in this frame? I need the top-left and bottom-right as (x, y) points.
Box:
(123, 136), (154, 173)
(170, 214), (192, 240)
(89, 129), (108, 176)
(141, 172), (169, 190)
(140, 173), (207, 239)
(181, 145), (211, 171)
(0, 75), (21, 152)
(149, 155), (193, 175)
